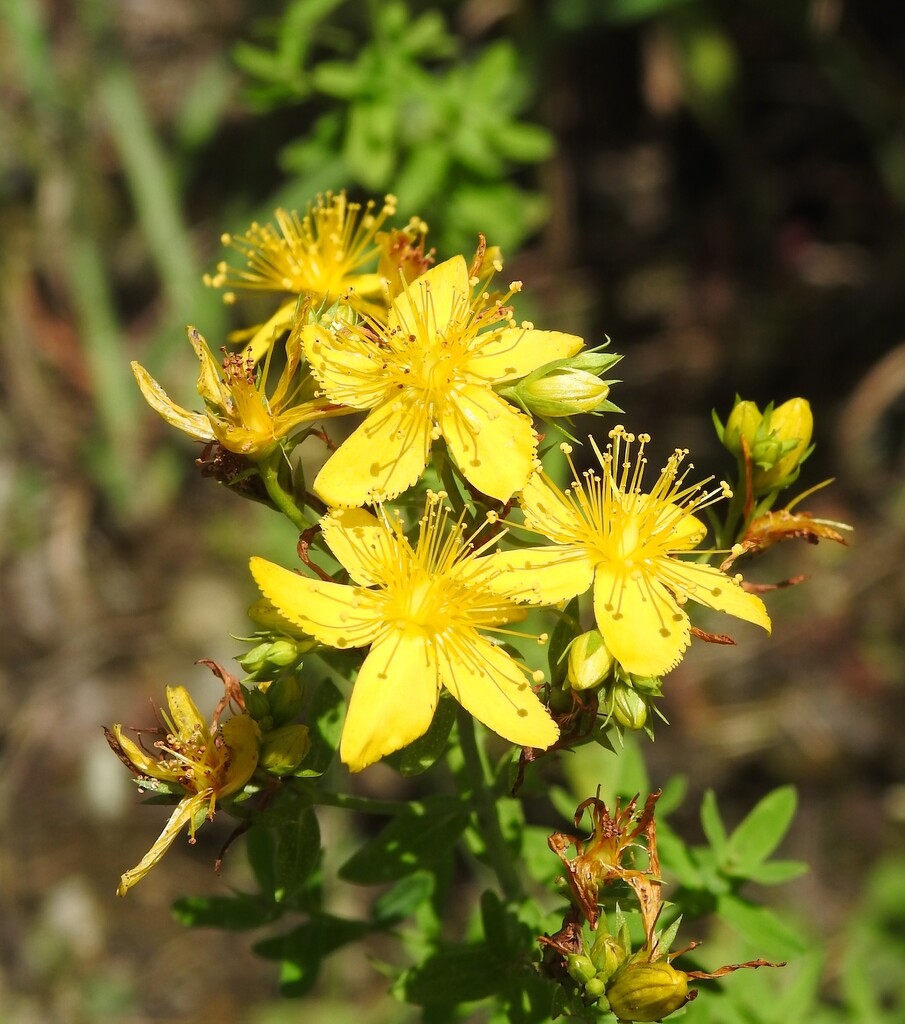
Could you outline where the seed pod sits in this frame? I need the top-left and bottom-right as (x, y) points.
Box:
(605, 961), (690, 1022)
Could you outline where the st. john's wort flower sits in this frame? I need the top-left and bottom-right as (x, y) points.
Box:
(302, 254), (585, 506)
(490, 427), (771, 677)
(250, 493), (559, 771)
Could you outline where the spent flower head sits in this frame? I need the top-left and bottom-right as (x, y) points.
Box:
(105, 679), (258, 896)
(491, 427), (771, 677)
(303, 251), (585, 505)
(131, 319), (349, 460)
(249, 492), (559, 771)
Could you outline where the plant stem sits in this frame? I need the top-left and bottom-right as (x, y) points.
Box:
(457, 709), (524, 903)
(258, 455), (316, 531)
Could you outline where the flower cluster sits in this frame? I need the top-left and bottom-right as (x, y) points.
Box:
(116, 191), (846, 900)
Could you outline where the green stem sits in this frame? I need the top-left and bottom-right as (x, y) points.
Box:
(258, 455), (316, 531)
(457, 709), (524, 903)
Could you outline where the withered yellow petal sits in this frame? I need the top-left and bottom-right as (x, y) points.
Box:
(117, 791), (210, 896)
(469, 328), (585, 384)
(314, 392), (432, 506)
(340, 630), (440, 772)
(440, 384), (536, 502)
(219, 714), (260, 796)
(165, 685), (208, 738)
(131, 362), (213, 442)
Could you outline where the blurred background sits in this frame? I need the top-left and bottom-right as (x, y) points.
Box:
(1, 1), (903, 1021)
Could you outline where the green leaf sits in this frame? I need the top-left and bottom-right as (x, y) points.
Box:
(338, 796), (467, 884)
(253, 914), (371, 997)
(742, 859), (809, 886)
(310, 60), (367, 99)
(274, 806), (321, 904)
(344, 100), (397, 189)
(371, 871), (435, 927)
(296, 677), (344, 777)
(700, 789), (729, 860)
(171, 893), (277, 931)
(716, 893), (808, 959)
(656, 821), (702, 888)
(394, 144), (450, 212)
(723, 786), (797, 873)
(493, 121), (555, 163)
(396, 944), (502, 1006)
(246, 820), (278, 901)
(382, 694), (456, 776)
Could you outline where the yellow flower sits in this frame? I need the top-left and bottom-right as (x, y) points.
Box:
(106, 686), (259, 896)
(204, 193), (400, 356)
(490, 427), (771, 677)
(303, 255), (585, 506)
(249, 494), (559, 772)
(131, 321), (348, 459)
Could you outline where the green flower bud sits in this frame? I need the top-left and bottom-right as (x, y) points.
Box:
(241, 684), (271, 721)
(719, 399), (762, 459)
(606, 962), (690, 1022)
(258, 724), (311, 776)
(517, 367), (612, 418)
(589, 932), (626, 981)
(567, 630), (615, 691)
(265, 674), (304, 725)
(609, 679), (648, 730)
(752, 398), (813, 491)
(566, 954), (598, 985)
(584, 976), (607, 1000)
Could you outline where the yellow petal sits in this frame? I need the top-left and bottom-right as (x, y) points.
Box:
(488, 545), (595, 604)
(320, 507), (398, 587)
(314, 393), (432, 506)
(390, 255), (468, 339)
(219, 715), (260, 796)
(131, 362), (213, 442)
(593, 565), (691, 677)
(438, 633), (559, 750)
(519, 471), (586, 543)
(188, 326), (232, 408)
(440, 384), (536, 501)
(340, 630), (440, 771)
(165, 686), (208, 738)
(111, 725), (180, 783)
(249, 557), (384, 649)
(117, 791), (210, 896)
(468, 328), (585, 383)
(302, 324), (387, 410)
(658, 558), (772, 632)
(244, 301), (296, 362)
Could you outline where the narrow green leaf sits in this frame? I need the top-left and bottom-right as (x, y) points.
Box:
(339, 797), (466, 884)
(371, 871), (434, 927)
(396, 695), (456, 775)
(172, 893), (277, 931)
(296, 677), (344, 777)
(724, 786), (797, 872)
(274, 806), (321, 904)
(742, 859), (809, 886)
(716, 893), (808, 959)
(700, 789), (729, 859)
(396, 944), (502, 1006)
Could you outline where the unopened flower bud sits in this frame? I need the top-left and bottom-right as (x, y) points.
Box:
(590, 932), (626, 981)
(518, 367), (612, 418)
(752, 398), (813, 492)
(259, 724), (311, 776)
(606, 962), (690, 1022)
(264, 674), (304, 725)
(567, 630), (615, 691)
(242, 685), (271, 721)
(566, 954), (597, 985)
(584, 976), (607, 1000)
(609, 679), (648, 730)
(720, 399), (762, 458)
